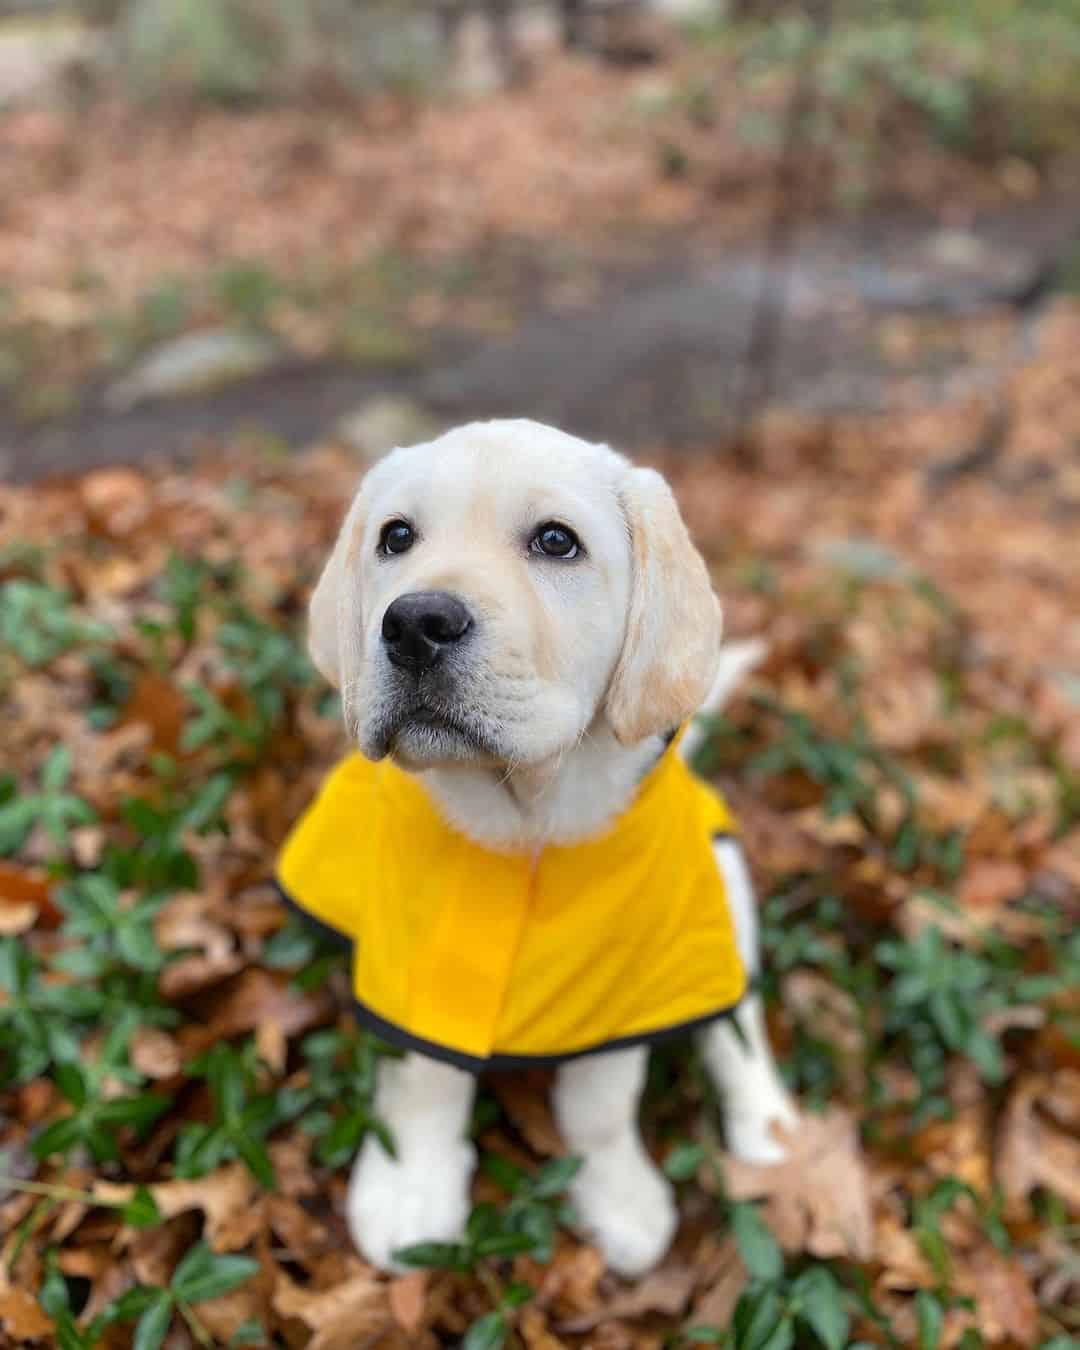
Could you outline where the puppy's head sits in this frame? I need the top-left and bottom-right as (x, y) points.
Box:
(310, 420), (720, 769)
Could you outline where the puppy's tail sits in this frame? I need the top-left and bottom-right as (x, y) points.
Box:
(678, 639), (767, 764)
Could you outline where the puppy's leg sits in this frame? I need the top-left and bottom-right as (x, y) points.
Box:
(553, 1046), (677, 1277)
(347, 1053), (476, 1270)
(699, 838), (799, 1164)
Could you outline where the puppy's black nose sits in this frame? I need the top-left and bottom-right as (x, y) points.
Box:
(381, 591), (473, 672)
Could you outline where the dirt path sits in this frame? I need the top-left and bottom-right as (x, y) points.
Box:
(3, 199), (1076, 482)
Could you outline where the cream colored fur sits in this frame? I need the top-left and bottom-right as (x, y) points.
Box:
(309, 419), (799, 1276)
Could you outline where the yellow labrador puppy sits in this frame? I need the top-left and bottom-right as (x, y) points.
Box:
(284, 419), (798, 1276)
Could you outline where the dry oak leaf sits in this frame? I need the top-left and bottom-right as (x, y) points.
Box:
(874, 1220), (935, 1292)
(791, 805), (865, 848)
(57, 1244), (136, 1331)
(718, 1109), (874, 1261)
(490, 1073), (563, 1156)
(95, 1162), (262, 1252)
(996, 1077), (1080, 1212)
(1043, 1069), (1080, 1131)
(0, 860), (56, 931)
(894, 887), (1046, 948)
(0, 1288), (54, 1342)
(267, 1134), (318, 1200)
(120, 671), (188, 755)
(79, 466), (153, 538)
(389, 1270), (429, 1335)
(201, 967), (334, 1044)
(155, 893), (242, 999)
(911, 1101), (992, 1192)
(536, 1243), (606, 1314)
(273, 1263), (392, 1350)
(578, 1321), (653, 1349)
(958, 860), (1028, 912)
(69, 826), (106, 869)
(130, 1218), (198, 1290)
(266, 1195), (332, 1265)
(1043, 832), (1080, 889)
(782, 971), (864, 1086)
(864, 669), (945, 751)
(560, 1261), (698, 1332)
(0, 900), (37, 936)
(255, 1015), (289, 1075)
(521, 1304), (571, 1348)
(883, 1294), (977, 1350)
(130, 1027), (182, 1080)
(56, 1245), (112, 1281)
(959, 1243), (1039, 1348)
(189, 1286), (265, 1347)
(685, 1237), (748, 1333)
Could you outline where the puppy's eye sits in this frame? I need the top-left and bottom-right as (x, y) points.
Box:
(378, 521), (415, 556)
(531, 522), (581, 559)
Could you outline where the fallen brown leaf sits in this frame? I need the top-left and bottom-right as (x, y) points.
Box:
(120, 671), (188, 755)
(156, 893), (243, 999)
(718, 1109), (875, 1261)
(0, 1288), (54, 1342)
(189, 1285), (264, 1346)
(875, 1219), (936, 1292)
(538, 1243), (606, 1315)
(0, 859), (56, 929)
(560, 1261), (697, 1332)
(69, 825), (106, 869)
(997, 1076), (1080, 1212)
(577, 1320), (643, 1348)
(254, 1015), (288, 1074)
(684, 1237), (747, 1334)
(1044, 833), (1080, 889)
(273, 1264), (391, 1350)
(782, 970), (865, 1091)
(130, 1027), (182, 1080)
(0, 899), (37, 935)
(1043, 1069), (1080, 1131)
(962, 1243), (1040, 1347)
(959, 859), (1028, 911)
(389, 1270), (429, 1335)
(521, 1304), (572, 1348)
(490, 1072), (563, 1156)
(130, 1218), (197, 1289)
(79, 467), (153, 538)
(96, 1162), (262, 1252)
(267, 1134), (318, 1199)
(200, 967), (333, 1044)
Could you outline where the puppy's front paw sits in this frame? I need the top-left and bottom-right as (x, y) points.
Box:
(569, 1138), (678, 1278)
(346, 1133), (474, 1272)
(726, 1085), (801, 1165)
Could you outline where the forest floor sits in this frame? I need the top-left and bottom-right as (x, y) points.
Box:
(1, 298), (1078, 1347)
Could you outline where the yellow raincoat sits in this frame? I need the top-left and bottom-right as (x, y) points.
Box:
(276, 736), (746, 1071)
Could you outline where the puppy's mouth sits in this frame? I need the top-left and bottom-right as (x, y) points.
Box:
(369, 701), (501, 764)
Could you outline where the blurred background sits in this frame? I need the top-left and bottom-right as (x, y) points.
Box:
(0, 0), (1078, 478)
(1, 5), (1080, 1348)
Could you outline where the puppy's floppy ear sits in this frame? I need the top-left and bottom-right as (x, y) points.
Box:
(308, 493), (366, 689)
(605, 467), (721, 746)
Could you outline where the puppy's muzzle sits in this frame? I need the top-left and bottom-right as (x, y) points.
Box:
(381, 591), (474, 674)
